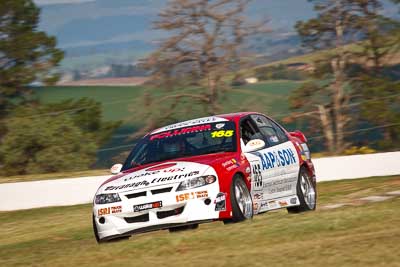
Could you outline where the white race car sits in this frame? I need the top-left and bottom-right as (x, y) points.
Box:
(93, 113), (317, 243)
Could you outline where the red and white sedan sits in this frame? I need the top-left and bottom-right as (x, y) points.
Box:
(93, 112), (317, 243)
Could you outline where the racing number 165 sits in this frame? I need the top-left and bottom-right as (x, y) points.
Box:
(211, 130), (234, 138)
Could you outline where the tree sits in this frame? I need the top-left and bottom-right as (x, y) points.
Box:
(0, 114), (96, 175)
(29, 98), (122, 146)
(135, 0), (266, 135)
(0, 99), (121, 175)
(0, 0), (63, 119)
(291, 0), (393, 154)
(350, 1), (400, 148)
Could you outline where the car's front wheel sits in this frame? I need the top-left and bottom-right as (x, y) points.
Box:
(229, 174), (253, 222)
(287, 167), (316, 213)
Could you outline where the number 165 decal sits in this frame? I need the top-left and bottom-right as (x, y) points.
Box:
(211, 130), (234, 138)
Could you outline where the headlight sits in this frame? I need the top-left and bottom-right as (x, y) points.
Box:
(95, 193), (121, 204)
(176, 175), (216, 191)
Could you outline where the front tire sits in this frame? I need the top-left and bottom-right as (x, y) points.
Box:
(229, 174), (253, 222)
(287, 167), (316, 213)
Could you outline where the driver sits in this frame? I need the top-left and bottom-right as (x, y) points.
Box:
(162, 137), (186, 156)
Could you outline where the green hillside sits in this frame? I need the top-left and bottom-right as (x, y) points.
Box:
(35, 81), (302, 167)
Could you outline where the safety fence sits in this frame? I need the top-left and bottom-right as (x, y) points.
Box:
(1, 151), (399, 211)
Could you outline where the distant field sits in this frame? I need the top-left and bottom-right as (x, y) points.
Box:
(58, 77), (149, 87)
(35, 81), (302, 167)
(36, 81), (300, 125)
(1, 175), (399, 267)
(35, 85), (146, 123)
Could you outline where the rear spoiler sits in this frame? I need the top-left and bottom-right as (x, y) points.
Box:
(289, 130), (307, 143)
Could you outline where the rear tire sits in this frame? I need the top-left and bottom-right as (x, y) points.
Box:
(287, 167), (316, 213)
(229, 174), (253, 222)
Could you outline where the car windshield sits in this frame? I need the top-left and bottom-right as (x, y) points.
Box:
(122, 121), (237, 171)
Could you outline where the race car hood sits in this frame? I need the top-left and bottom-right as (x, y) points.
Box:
(97, 152), (237, 194)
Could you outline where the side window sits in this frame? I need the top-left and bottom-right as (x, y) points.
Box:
(240, 117), (263, 145)
(269, 119), (289, 143)
(250, 115), (288, 146)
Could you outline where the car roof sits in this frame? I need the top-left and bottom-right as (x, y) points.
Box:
(149, 112), (259, 135)
(216, 112), (256, 121)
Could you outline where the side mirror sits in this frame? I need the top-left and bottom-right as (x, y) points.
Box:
(243, 139), (265, 153)
(110, 163), (123, 175)
(289, 130), (307, 143)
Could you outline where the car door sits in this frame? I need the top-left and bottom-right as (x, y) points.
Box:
(241, 115), (300, 212)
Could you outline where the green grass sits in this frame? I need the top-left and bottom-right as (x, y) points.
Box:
(1, 176), (399, 267)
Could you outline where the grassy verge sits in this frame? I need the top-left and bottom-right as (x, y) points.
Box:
(0, 169), (109, 184)
(0, 176), (399, 267)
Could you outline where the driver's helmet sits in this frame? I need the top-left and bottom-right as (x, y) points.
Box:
(163, 138), (185, 155)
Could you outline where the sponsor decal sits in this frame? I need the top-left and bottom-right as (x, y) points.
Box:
(269, 136), (279, 143)
(150, 171), (199, 184)
(215, 192), (226, 211)
(300, 143), (310, 160)
(215, 123), (225, 129)
(222, 158), (240, 171)
(268, 200), (278, 209)
(295, 143), (307, 161)
(158, 117), (222, 132)
(263, 177), (297, 193)
(255, 148), (297, 170)
(253, 202), (259, 211)
(260, 201), (268, 209)
(245, 167), (251, 174)
(106, 171), (200, 191)
(211, 130), (234, 138)
(290, 197), (297, 205)
(133, 201), (162, 212)
(176, 191), (209, 202)
(146, 163), (177, 171)
(252, 163), (263, 190)
(247, 139), (264, 147)
(97, 205), (122, 216)
(124, 166), (188, 182)
(278, 200), (288, 207)
(254, 193), (263, 200)
(150, 124), (212, 140)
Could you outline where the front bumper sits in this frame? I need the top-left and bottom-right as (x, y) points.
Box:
(93, 183), (221, 240)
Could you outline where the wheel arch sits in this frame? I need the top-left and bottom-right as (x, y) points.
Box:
(234, 171), (250, 188)
(299, 162), (317, 201)
(218, 171), (249, 220)
(300, 162), (316, 187)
